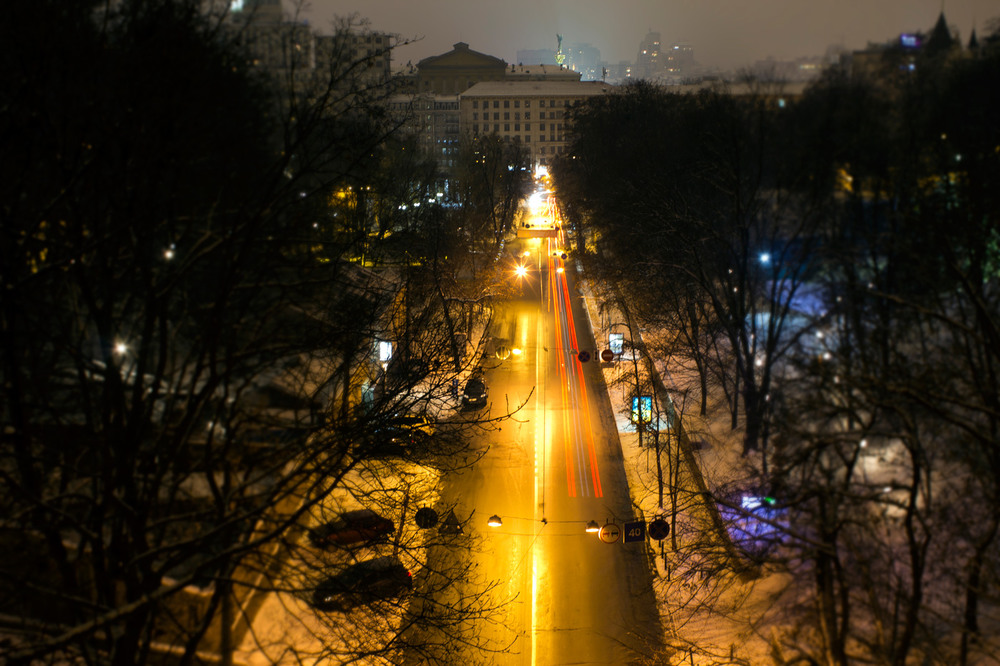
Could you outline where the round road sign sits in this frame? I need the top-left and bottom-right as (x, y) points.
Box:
(598, 522), (621, 544)
(601, 349), (614, 362)
(648, 517), (671, 540)
(577, 350), (591, 363)
(496, 345), (510, 360)
(415, 507), (439, 529)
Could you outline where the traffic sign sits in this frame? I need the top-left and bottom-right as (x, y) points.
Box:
(439, 509), (463, 534)
(623, 521), (646, 543)
(598, 522), (621, 544)
(648, 517), (671, 541)
(415, 507), (439, 529)
(496, 345), (510, 360)
(601, 349), (614, 362)
(578, 350), (591, 363)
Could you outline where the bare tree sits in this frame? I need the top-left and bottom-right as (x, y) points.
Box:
(0, 2), (526, 664)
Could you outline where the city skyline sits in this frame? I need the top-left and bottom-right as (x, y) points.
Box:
(297, 0), (998, 71)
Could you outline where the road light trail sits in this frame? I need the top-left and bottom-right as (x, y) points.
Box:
(550, 255), (577, 497)
(549, 253), (604, 499)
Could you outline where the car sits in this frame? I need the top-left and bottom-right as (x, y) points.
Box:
(461, 374), (489, 409)
(385, 414), (435, 438)
(308, 509), (394, 547)
(311, 556), (413, 612)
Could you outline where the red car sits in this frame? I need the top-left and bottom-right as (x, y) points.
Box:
(308, 509), (394, 547)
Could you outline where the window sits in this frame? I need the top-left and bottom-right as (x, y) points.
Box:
(504, 100), (510, 108)
(539, 100), (546, 108)
(504, 112), (509, 120)
(525, 100), (531, 108)
(514, 112), (520, 120)
(514, 100), (520, 108)
(504, 123), (510, 132)
(493, 100), (499, 108)
(473, 112), (478, 120)
(514, 124), (520, 131)
(494, 124), (499, 132)
(473, 100), (478, 109)
(525, 135), (530, 142)
(525, 123), (531, 131)
(473, 124), (479, 133)
(493, 112), (499, 120)
(540, 123), (546, 131)
(525, 112), (531, 120)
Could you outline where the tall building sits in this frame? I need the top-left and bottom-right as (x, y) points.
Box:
(564, 43), (603, 81)
(635, 31), (663, 80)
(665, 42), (695, 76)
(226, 2), (392, 91)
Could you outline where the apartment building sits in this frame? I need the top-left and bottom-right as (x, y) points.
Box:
(459, 80), (613, 167)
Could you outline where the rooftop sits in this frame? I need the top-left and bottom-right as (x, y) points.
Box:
(460, 80), (614, 97)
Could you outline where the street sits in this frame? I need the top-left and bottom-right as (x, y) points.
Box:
(431, 237), (663, 664)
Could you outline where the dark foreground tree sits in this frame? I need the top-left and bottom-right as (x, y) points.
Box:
(0, 2), (521, 664)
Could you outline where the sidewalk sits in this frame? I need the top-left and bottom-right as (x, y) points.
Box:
(575, 263), (777, 665)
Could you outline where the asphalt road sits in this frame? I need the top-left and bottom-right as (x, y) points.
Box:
(438, 238), (663, 665)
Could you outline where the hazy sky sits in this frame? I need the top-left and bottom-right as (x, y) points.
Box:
(295, 0), (998, 71)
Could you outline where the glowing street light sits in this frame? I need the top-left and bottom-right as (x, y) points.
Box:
(514, 264), (528, 279)
(488, 514), (598, 534)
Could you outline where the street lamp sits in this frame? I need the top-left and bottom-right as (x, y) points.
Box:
(487, 514), (599, 534)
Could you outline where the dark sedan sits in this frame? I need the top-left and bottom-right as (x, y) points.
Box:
(461, 374), (489, 409)
(311, 556), (413, 612)
(308, 509), (394, 547)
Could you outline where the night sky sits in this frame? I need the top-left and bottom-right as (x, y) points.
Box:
(296, 0), (998, 71)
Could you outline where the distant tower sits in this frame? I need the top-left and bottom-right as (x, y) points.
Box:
(555, 34), (566, 66)
(635, 31), (663, 80)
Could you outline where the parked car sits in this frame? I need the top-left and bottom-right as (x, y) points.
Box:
(308, 509), (394, 547)
(461, 374), (489, 409)
(385, 413), (435, 438)
(311, 556), (413, 612)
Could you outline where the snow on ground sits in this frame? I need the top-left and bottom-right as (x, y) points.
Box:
(578, 273), (786, 664)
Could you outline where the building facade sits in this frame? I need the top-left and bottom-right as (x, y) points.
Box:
(460, 81), (613, 167)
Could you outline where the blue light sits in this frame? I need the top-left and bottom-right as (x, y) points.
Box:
(759, 252), (771, 265)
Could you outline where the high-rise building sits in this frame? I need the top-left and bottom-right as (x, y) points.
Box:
(635, 31), (663, 80)
(564, 43), (603, 81)
(665, 42), (695, 75)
